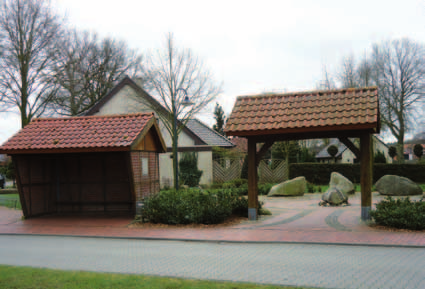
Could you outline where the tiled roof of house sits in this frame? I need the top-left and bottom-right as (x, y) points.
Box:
(230, 136), (248, 153)
(0, 113), (159, 154)
(225, 87), (379, 137)
(185, 119), (234, 147)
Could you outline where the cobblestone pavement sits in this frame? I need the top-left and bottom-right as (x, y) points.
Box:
(1, 235), (424, 289)
(0, 192), (424, 247)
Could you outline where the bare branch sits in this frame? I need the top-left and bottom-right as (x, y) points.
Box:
(0, 0), (63, 127)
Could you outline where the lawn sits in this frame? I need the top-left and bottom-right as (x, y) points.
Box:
(0, 193), (21, 209)
(0, 265), (314, 289)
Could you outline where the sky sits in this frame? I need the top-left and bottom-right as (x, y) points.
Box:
(1, 0), (425, 143)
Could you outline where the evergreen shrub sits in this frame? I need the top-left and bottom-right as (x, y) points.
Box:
(370, 196), (425, 230)
(142, 187), (268, 224)
(290, 163), (425, 184)
(179, 152), (203, 187)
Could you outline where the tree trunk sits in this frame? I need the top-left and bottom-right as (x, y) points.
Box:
(396, 142), (404, 164)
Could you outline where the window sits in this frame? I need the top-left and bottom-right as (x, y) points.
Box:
(142, 157), (149, 176)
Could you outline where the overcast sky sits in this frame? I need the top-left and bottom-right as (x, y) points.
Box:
(1, 0), (425, 143)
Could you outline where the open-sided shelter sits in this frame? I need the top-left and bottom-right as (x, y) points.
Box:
(225, 87), (380, 221)
(0, 113), (166, 218)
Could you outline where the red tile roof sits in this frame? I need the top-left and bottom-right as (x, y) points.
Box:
(225, 87), (379, 137)
(0, 113), (159, 154)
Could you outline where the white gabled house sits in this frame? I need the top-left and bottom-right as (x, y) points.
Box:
(316, 136), (391, 163)
(85, 77), (234, 187)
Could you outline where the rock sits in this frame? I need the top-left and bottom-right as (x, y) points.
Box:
(375, 175), (423, 196)
(321, 187), (348, 206)
(329, 172), (355, 195)
(268, 176), (306, 196)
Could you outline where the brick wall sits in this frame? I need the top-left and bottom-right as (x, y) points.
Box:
(130, 151), (160, 202)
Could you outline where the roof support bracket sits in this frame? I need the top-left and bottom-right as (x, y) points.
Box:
(338, 137), (361, 159)
(256, 141), (274, 166)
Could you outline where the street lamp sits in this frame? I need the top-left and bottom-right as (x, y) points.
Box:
(173, 88), (194, 190)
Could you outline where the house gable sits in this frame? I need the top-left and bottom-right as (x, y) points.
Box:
(85, 77), (206, 148)
(131, 122), (166, 152)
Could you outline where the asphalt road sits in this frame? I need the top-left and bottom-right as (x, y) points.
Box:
(0, 235), (424, 289)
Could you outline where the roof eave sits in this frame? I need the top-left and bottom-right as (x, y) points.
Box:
(0, 146), (131, 155)
(226, 123), (379, 138)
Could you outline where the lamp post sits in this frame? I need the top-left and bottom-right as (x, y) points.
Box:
(172, 88), (193, 190)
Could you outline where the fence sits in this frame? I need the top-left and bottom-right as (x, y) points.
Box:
(213, 158), (244, 183)
(213, 158), (288, 184)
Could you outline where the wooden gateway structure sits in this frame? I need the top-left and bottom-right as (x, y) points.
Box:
(0, 113), (166, 218)
(225, 87), (380, 221)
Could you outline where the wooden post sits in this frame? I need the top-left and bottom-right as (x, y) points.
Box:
(247, 138), (258, 220)
(360, 133), (373, 220)
(13, 156), (29, 218)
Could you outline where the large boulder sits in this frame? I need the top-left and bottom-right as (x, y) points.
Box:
(329, 172), (355, 195)
(375, 175), (423, 196)
(268, 176), (306, 196)
(321, 187), (348, 206)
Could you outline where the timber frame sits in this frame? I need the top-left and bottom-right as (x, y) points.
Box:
(225, 87), (380, 221)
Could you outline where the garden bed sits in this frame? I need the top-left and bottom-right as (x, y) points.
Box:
(0, 189), (18, 194)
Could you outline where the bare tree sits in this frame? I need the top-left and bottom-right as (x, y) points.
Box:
(338, 54), (358, 88)
(0, 0), (63, 127)
(50, 30), (144, 116)
(317, 65), (336, 90)
(142, 32), (222, 189)
(357, 55), (377, 88)
(372, 38), (425, 163)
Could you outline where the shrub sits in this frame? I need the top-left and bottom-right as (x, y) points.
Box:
(327, 145), (338, 160)
(179, 152), (203, 187)
(230, 178), (248, 188)
(306, 182), (316, 193)
(241, 155), (248, 179)
(414, 144), (423, 160)
(370, 196), (425, 230)
(258, 183), (274, 195)
(142, 188), (270, 224)
(222, 182), (236, 189)
(142, 189), (233, 224)
(374, 150), (387, 164)
(388, 146), (397, 159)
(259, 208), (272, 215)
(290, 163), (425, 184)
(209, 182), (223, 189)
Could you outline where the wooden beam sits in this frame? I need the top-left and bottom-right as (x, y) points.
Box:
(102, 156), (107, 212)
(78, 156), (82, 212)
(237, 129), (372, 144)
(13, 156), (28, 218)
(338, 137), (361, 159)
(360, 133), (373, 221)
(28, 157), (32, 216)
(247, 138), (258, 220)
(256, 141), (274, 166)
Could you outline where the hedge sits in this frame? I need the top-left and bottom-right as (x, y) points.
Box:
(289, 163), (425, 184)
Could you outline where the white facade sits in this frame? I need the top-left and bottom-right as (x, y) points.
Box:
(320, 137), (391, 164)
(91, 83), (213, 187)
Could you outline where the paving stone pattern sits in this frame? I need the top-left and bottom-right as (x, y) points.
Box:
(0, 235), (424, 289)
(0, 192), (424, 247)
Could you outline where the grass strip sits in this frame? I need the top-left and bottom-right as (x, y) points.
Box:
(0, 265), (314, 289)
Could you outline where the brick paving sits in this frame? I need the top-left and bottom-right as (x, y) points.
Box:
(0, 192), (424, 247)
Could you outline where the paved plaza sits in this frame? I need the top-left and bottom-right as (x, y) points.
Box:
(0, 192), (424, 247)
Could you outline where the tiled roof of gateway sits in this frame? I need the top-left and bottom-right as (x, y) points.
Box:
(186, 119), (234, 147)
(225, 87), (379, 137)
(0, 113), (157, 154)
